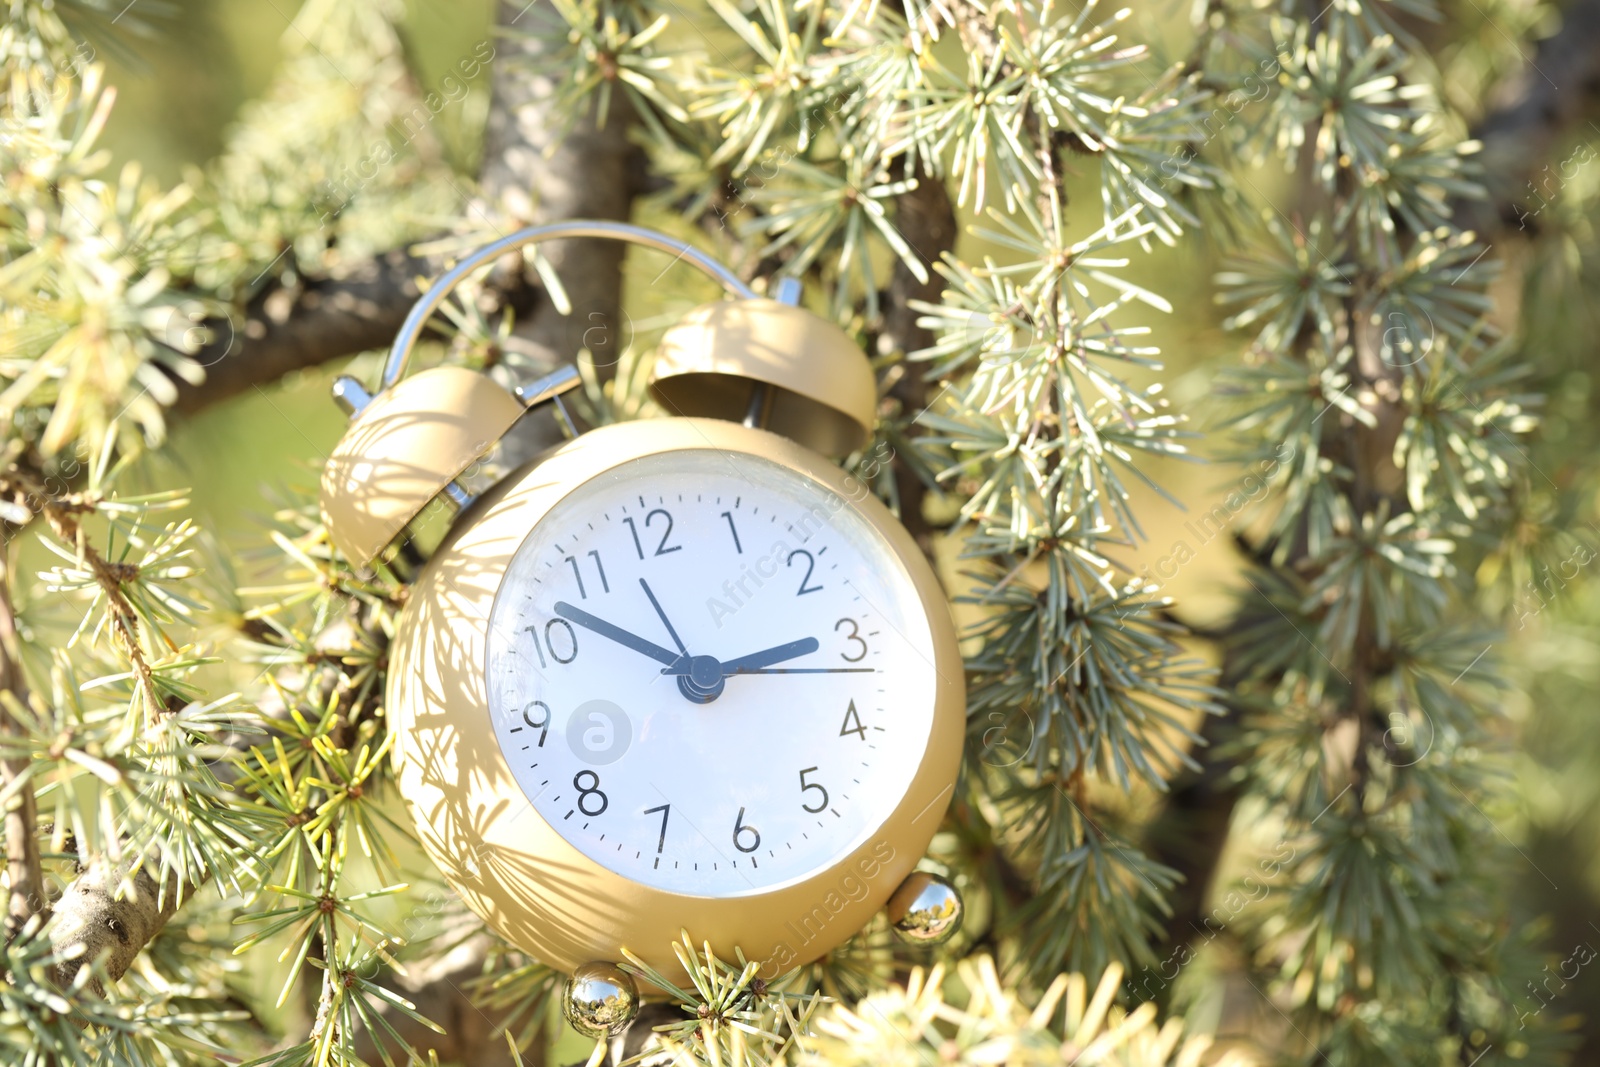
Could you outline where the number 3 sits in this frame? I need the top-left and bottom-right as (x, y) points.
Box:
(835, 617), (868, 662)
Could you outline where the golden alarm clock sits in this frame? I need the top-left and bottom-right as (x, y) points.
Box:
(317, 222), (964, 1032)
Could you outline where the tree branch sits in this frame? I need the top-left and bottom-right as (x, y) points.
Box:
(1458, 0), (1600, 239)
(1144, 698), (1242, 964)
(353, 933), (527, 1067)
(607, 1002), (681, 1067)
(478, 0), (646, 380)
(0, 550), (45, 941)
(1145, 108), (1409, 982)
(171, 244), (443, 417)
(879, 161), (956, 558)
(47, 860), (186, 998)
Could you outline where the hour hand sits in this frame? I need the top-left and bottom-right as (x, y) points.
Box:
(554, 602), (682, 668)
(712, 636), (874, 675)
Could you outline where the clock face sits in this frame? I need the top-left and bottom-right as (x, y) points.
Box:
(483, 448), (940, 898)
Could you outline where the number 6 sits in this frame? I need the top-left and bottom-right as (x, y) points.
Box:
(732, 807), (761, 852)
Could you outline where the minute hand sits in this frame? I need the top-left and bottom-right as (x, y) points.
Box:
(658, 637), (821, 676)
(554, 602), (682, 667)
(718, 638), (820, 674)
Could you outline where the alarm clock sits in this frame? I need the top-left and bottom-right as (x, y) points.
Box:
(317, 222), (964, 1032)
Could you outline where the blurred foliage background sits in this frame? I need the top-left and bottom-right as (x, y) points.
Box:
(101, 0), (1600, 1033)
(8, 0), (1600, 1061)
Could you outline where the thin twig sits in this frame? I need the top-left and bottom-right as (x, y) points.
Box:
(42, 507), (159, 714)
(0, 542), (46, 939)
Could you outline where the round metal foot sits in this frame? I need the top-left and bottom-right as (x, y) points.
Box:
(886, 871), (963, 945)
(562, 960), (640, 1038)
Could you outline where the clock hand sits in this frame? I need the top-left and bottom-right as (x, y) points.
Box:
(553, 602), (681, 668)
(720, 637), (819, 674)
(637, 578), (689, 656)
(660, 637), (822, 677)
(720, 667), (875, 674)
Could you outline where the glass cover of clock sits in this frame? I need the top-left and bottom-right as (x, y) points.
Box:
(483, 449), (940, 897)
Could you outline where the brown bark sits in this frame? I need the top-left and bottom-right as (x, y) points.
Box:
(878, 163), (957, 557)
(0, 554), (45, 940)
(172, 244), (441, 416)
(606, 1002), (680, 1067)
(1146, 702), (1241, 956)
(478, 0), (645, 381)
(47, 861), (185, 997)
(1458, 0), (1600, 239)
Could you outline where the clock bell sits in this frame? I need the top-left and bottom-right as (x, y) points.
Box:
(319, 222), (876, 566)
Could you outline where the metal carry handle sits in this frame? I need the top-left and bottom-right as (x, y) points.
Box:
(381, 221), (760, 390)
(322, 222), (787, 565)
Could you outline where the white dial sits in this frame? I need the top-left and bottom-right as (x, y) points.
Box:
(484, 449), (939, 897)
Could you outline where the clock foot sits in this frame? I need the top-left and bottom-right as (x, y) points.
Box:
(562, 960), (641, 1039)
(886, 871), (963, 945)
